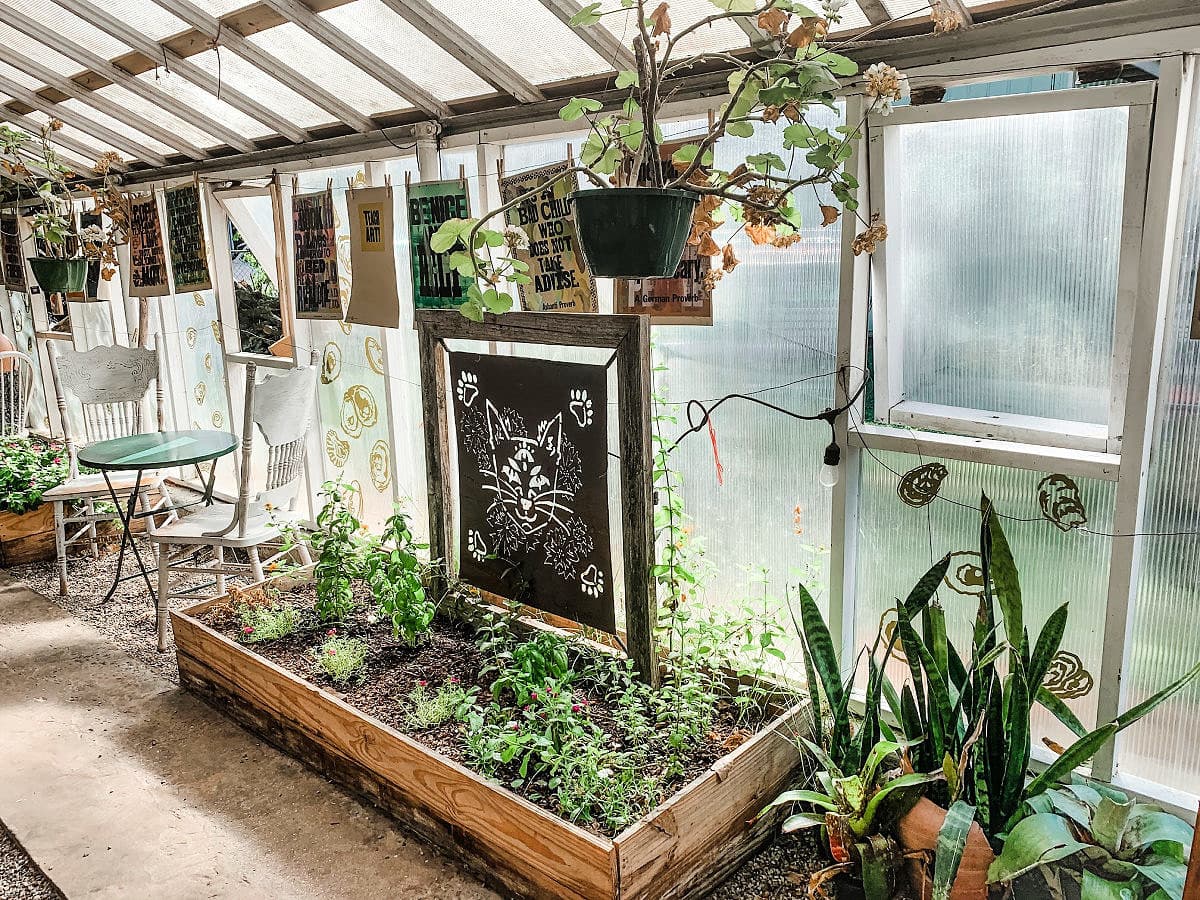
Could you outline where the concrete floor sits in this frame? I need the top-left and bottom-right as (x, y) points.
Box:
(0, 575), (498, 899)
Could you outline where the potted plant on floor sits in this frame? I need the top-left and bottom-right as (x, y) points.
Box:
(431, 0), (909, 317)
(0, 121), (127, 296)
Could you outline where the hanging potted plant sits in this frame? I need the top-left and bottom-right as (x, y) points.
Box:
(431, 0), (907, 316)
(0, 122), (126, 297)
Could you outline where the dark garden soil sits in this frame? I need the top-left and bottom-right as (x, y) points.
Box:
(200, 582), (765, 838)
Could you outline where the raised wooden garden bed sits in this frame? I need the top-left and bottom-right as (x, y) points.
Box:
(172, 591), (807, 900)
(0, 504), (56, 566)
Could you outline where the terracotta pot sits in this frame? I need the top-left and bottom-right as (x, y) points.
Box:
(895, 797), (994, 900)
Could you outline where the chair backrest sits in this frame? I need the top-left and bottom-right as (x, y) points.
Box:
(0, 350), (36, 438)
(48, 338), (163, 478)
(232, 351), (319, 537)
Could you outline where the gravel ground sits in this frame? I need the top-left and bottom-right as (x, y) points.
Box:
(0, 821), (64, 900)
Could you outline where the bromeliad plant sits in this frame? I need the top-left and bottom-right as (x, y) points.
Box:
(431, 0), (909, 320)
(991, 778), (1195, 899)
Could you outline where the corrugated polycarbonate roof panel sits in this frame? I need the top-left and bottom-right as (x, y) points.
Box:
(246, 22), (415, 115)
(0, 0), (133, 60)
(181, 48), (338, 128)
(0, 22), (93, 78)
(189, 0), (260, 15)
(598, 0), (749, 59)
(881, 0), (928, 21)
(319, 0), (494, 101)
(58, 98), (179, 156)
(90, 82), (226, 148)
(433, 0), (611, 85)
(24, 109), (127, 161)
(131, 66), (277, 139)
(75, 0), (190, 42)
(831, 3), (873, 31)
(0, 60), (47, 92)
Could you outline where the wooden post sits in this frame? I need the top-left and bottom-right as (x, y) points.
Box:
(414, 309), (659, 685)
(1185, 817), (1200, 899)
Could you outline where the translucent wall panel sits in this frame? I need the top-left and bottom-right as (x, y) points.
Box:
(292, 166), (396, 530)
(1121, 106), (1200, 796)
(433, 0), (610, 84)
(320, 0), (493, 101)
(168, 289), (231, 434)
(247, 24), (413, 115)
(854, 449), (1116, 752)
(654, 108), (844, 615)
(882, 104), (1128, 423)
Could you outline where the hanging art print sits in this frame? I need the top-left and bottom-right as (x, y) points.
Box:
(407, 179), (471, 310)
(164, 183), (212, 293)
(1, 214), (26, 292)
(346, 185), (401, 328)
(501, 161), (597, 313)
(615, 140), (713, 324)
(450, 351), (614, 632)
(127, 193), (169, 297)
(292, 188), (342, 319)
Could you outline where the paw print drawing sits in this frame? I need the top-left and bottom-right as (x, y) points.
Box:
(580, 564), (604, 598)
(467, 529), (489, 562)
(569, 389), (594, 428)
(456, 371), (479, 407)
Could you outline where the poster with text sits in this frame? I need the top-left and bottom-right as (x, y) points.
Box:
(127, 193), (169, 297)
(501, 161), (597, 313)
(615, 140), (712, 324)
(407, 179), (472, 310)
(345, 185), (401, 328)
(293, 188), (342, 320)
(450, 351), (615, 632)
(1, 214), (26, 292)
(164, 183), (212, 293)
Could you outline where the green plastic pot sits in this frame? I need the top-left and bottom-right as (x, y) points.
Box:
(570, 187), (698, 278)
(27, 257), (87, 295)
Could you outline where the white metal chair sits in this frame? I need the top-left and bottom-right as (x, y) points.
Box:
(0, 349), (35, 438)
(45, 340), (176, 597)
(150, 355), (318, 651)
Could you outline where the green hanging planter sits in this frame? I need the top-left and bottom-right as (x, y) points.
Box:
(570, 188), (698, 278)
(27, 257), (87, 295)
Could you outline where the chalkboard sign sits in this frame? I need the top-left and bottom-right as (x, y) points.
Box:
(164, 183), (212, 293)
(292, 188), (342, 319)
(127, 193), (169, 297)
(407, 179), (471, 310)
(501, 161), (597, 313)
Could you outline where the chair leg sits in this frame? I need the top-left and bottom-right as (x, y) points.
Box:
(53, 500), (67, 597)
(156, 542), (171, 652)
(85, 498), (99, 559)
(215, 545), (226, 595)
(296, 540), (312, 567)
(249, 545), (264, 583)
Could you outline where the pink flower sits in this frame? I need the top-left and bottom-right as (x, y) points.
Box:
(242, 626), (254, 634)
(508, 722), (520, 731)
(571, 704), (581, 713)
(327, 648), (336, 656)
(529, 691), (538, 700)
(417, 680), (427, 687)
(326, 629), (336, 636)
(448, 676), (459, 684)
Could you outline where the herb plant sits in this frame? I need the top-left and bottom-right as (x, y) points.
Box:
(364, 506), (435, 645)
(0, 437), (71, 514)
(403, 679), (475, 730)
(314, 633), (369, 685)
(236, 600), (300, 644)
(308, 481), (366, 622)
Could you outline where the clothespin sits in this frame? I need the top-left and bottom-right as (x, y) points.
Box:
(384, 173), (392, 197)
(404, 170), (411, 190)
(346, 177), (354, 196)
(192, 171), (200, 192)
(566, 143), (575, 167)
(290, 174), (299, 194)
(458, 163), (466, 190)
(497, 158), (505, 182)
(326, 177), (333, 194)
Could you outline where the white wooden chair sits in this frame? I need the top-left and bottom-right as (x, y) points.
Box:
(150, 355), (318, 651)
(45, 340), (176, 597)
(0, 349), (35, 438)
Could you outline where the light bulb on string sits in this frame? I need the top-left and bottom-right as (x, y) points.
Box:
(820, 440), (841, 489)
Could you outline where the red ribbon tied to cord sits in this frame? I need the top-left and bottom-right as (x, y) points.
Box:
(706, 415), (724, 486)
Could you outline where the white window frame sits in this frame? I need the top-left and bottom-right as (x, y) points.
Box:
(865, 80), (1156, 457)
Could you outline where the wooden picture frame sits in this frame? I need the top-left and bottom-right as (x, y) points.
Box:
(415, 309), (658, 685)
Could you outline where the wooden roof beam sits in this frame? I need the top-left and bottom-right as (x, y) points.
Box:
(538, 0), (638, 72)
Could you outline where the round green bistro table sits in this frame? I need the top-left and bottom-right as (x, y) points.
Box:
(78, 429), (238, 602)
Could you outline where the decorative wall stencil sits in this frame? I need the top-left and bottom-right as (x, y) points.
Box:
(450, 351), (614, 632)
(1042, 650), (1095, 699)
(944, 551), (985, 596)
(321, 342), (342, 384)
(500, 161), (597, 313)
(1037, 474), (1088, 531)
(326, 429), (350, 467)
(164, 183), (212, 292)
(345, 185), (401, 328)
(127, 193), (169, 297)
(174, 290), (229, 450)
(897, 462), (949, 507)
(407, 179), (471, 310)
(340, 384), (378, 438)
(369, 439), (391, 492)
(364, 335), (385, 375)
(615, 140), (713, 324)
(292, 188), (342, 319)
(1, 214), (27, 292)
